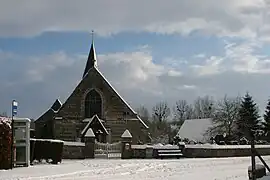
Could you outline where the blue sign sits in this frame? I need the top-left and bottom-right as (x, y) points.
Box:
(12, 100), (18, 116)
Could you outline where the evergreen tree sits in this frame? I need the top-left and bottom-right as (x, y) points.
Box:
(263, 99), (270, 136)
(236, 93), (260, 139)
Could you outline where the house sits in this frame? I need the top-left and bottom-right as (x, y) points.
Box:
(177, 118), (212, 143)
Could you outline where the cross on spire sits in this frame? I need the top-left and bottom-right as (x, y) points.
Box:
(91, 30), (94, 42)
(82, 30), (97, 78)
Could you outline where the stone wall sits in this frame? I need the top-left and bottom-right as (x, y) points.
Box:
(184, 145), (270, 158)
(62, 142), (85, 159)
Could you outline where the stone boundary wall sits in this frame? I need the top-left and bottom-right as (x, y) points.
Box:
(184, 145), (270, 158)
(61, 142), (270, 159)
(62, 141), (85, 159)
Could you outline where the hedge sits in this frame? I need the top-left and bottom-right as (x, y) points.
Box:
(30, 138), (64, 164)
(0, 117), (12, 169)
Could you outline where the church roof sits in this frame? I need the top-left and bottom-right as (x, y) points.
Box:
(51, 99), (62, 112)
(93, 67), (149, 129)
(35, 99), (62, 122)
(57, 39), (149, 129)
(81, 115), (109, 136)
(83, 34), (97, 78)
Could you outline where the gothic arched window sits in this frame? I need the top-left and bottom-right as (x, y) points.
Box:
(85, 89), (102, 118)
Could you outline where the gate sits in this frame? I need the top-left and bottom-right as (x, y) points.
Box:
(94, 141), (122, 159)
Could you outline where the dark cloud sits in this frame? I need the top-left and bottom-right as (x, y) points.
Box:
(0, 1), (267, 39)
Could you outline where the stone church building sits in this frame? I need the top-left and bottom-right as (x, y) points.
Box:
(35, 39), (150, 144)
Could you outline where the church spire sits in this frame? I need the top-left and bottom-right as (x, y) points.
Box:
(83, 30), (97, 78)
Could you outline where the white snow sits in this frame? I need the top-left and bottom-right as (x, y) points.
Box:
(121, 129), (132, 138)
(1, 157), (270, 179)
(185, 144), (270, 149)
(30, 138), (64, 143)
(64, 141), (85, 146)
(177, 118), (212, 142)
(85, 128), (95, 137)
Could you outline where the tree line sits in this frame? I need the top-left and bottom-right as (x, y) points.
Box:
(136, 93), (270, 143)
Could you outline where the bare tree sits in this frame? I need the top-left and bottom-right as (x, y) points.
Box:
(207, 95), (241, 137)
(136, 105), (150, 124)
(150, 102), (171, 143)
(152, 101), (171, 122)
(174, 100), (188, 120)
(193, 96), (215, 119)
(173, 100), (193, 127)
(185, 105), (194, 119)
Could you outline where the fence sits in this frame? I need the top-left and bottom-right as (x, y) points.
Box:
(94, 141), (121, 159)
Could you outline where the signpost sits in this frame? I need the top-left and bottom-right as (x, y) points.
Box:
(10, 100), (18, 169)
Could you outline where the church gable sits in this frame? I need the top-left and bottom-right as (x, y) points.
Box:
(57, 66), (138, 121)
(51, 38), (149, 142)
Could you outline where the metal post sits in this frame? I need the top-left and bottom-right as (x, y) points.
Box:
(251, 136), (256, 180)
(10, 111), (14, 169)
(10, 100), (18, 169)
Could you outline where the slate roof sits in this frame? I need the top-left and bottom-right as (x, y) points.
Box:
(51, 99), (62, 112)
(93, 67), (149, 129)
(83, 40), (97, 78)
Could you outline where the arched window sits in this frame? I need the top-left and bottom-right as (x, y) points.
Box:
(85, 89), (102, 118)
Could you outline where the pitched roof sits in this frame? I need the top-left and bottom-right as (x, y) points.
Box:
(177, 118), (212, 143)
(81, 115), (109, 136)
(51, 99), (62, 112)
(57, 43), (149, 129)
(93, 67), (149, 129)
(121, 129), (132, 138)
(85, 128), (95, 137)
(35, 99), (62, 122)
(35, 108), (54, 122)
(83, 41), (97, 78)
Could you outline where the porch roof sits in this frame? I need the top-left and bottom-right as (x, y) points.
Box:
(81, 115), (109, 136)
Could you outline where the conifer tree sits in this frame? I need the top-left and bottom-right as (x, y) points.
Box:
(236, 93), (260, 139)
(263, 99), (270, 136)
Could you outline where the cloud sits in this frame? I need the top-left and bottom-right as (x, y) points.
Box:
(0, 0), (269, 39)
(1, 40), (270, 119)
(188, 40), (270, 76)
(191, 56), (224, 76)
(224, 41), (270, 73)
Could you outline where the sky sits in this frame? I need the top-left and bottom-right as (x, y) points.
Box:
(1, 0), (270, 119)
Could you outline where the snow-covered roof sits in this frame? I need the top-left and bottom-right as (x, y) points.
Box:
(85, 128), (95, 137)
(177, 118), (213, 143)
(121, 129), (132, 138)
(81, 115), (108, 136)
(51, 99), (62, 112)
(35, 98), (62, 122)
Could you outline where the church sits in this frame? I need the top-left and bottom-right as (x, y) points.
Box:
(34, 38), (150, 144)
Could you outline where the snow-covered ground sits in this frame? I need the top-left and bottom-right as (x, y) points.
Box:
(1, 157), (270, 180)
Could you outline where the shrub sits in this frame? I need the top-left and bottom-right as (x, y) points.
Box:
(30, 139), (64, 164)
(0, 117), (12, 169)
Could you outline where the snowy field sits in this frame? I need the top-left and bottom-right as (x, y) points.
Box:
(1, 157), (270, 180)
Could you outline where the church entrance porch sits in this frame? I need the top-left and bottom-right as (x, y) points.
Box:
(81, 115), (109, 143)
